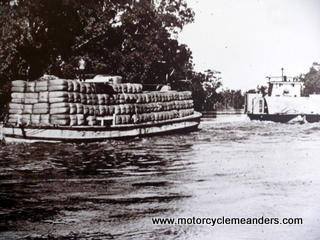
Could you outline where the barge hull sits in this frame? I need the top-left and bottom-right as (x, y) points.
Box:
(3, 112), (202, 143)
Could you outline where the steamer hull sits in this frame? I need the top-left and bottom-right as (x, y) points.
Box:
(247, 113), (299, 123)
(3, 112), (202, 143)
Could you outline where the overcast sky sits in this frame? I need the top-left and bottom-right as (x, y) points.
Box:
(178, 0), (320, 91)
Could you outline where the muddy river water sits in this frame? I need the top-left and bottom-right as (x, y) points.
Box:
(1, 110), (320, 239)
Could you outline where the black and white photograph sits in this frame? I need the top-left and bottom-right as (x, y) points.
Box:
(0, 0), (320, 239)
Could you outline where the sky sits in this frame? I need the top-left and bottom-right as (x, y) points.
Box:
(178, 0), (320, 92)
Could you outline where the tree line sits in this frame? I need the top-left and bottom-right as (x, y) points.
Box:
(1, 0), (318, 117)
(0, 0), (235, 114)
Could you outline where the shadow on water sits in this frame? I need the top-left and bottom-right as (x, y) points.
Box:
(0, 137), (195, 238)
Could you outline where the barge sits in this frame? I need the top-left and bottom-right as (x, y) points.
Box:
(2, 75), (201, 143)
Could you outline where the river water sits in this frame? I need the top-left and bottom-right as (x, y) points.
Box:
(1, 109), (320, 240)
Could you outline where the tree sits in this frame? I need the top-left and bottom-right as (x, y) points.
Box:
(171, 69), (223, 111)
(0, 0), (195, 84)
(220, 89), (244, 109)
(299, 62), (320, 95)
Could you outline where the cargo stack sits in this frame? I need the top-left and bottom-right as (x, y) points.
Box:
(7, 78), (194, 127)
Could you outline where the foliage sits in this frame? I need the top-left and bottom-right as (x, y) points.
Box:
(299, 62), (320, 96)
(0, 0), (194, 84)
(219, 89), (244, 109)
(171, 69), (223, 111)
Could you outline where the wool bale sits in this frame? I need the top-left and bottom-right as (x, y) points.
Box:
(21, 114), (31, 125)
(126, 83), (133, 93)
(83, 105), (89, 115)
(72, 80), (80, 92)
(114, 94), (121, 104)
(35, 80), (48, 92)
(7, 114), (21, 125)
(121, 84), (128, 93)
(33, 103), (49, 114)
(104, 94), (110, 104)
(130, 94), (138, 103)
(12, 80), (26, 88)
(69, 103), (77, 114)
(30, 114), (41, 125)
(11, 80), (26, 92)
(9, 103), (24, 110)
(11, 93), (25, 103)
(107, 105), (115, 115)
(86, 115), (96, 126)
(114, 105), (121, 115)
(67, 80), (74, 92)
(114, 115), (122, 125)
(48, 97), (68, 103)
(122, 93), (130, 103)
(26, 81), (36, 92)
(24, 92), (39, 104)
(147, 113), (153, 122)
(179, 109), (187, 117)
(87, 105), (94, 115)
(118, 105), (126, 114)
(116, 94), (125, 104)
(91, 94), (98, 105)
(86, 94), (92, 105)
(104, 105), (110, 116)
(84, 83), (92, 94)
(135, 104), (143, 114)
(122, 115), (131, 124)
(76, 103), (84, 114)
(132, 114), (140, 124)
(97, 94), (105, 105)
(8, 103), (24, 114)
(49, 91), (68, 98)
(48, 91), (69, 103)
(132, 83), (143, 93)
(92, 105), (100, 116)
(50, 114), (70, 126)
(39, 91), (49, 103)
(139, 113), (146, 123)
(74, 92), (81, 103)
(76, 114), (85, 125)
(112, 84), (121, 93)
(50, 102), (70, 114)
(172, 110), (179, 118)
(39, 114), (50, 126)
(153, 112), (160, 122)
(99, 105), (106, 116)
(11, 86), (25, 93)
(69, 114), (77, 126)
(25, 92), (39, 99)
(67, 92), (74, 103)
(109, 95), (116, 104)
(48, 79), (69, 91)
(165, 112), (170, 120)
(125, 104), (134, 114)
(168, 111), (174, 119)
(8, 108), (23, 114)
(80, 82), (86, 93)
(135, 94), (142, 103)
(80, 93), (87, 104)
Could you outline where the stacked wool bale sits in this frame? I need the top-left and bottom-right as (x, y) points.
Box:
(7, 79), (195, 127)
(8, 79), (93, 126)
(111, 84), (194, 125)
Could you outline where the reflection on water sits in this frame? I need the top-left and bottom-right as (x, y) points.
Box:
(1, 110), (320, 239)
